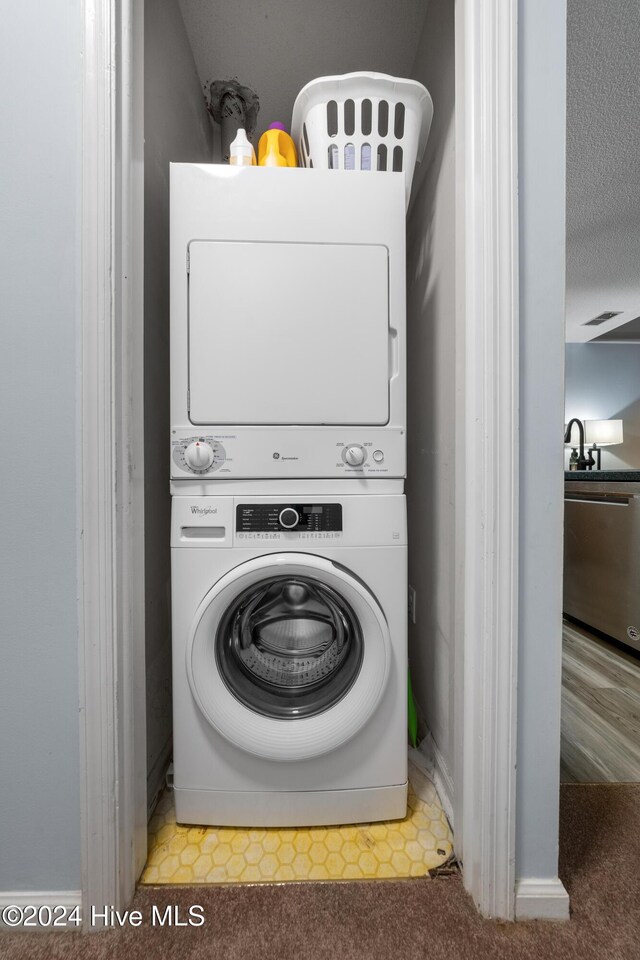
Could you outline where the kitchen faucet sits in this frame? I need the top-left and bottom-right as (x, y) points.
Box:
(564, 418), (595, 470)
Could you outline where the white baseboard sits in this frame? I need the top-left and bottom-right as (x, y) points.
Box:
(515, 878), (570, 921)
(0, 892), (82, 930)
(410, 736), (455, 830)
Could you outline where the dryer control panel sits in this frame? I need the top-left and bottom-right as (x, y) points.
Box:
(237, 503), (343, 533)
(170, 427), (405, 480)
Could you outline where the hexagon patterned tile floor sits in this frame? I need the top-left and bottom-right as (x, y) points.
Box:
(141, 775), (453, 885)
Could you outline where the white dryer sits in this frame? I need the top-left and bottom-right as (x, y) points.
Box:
(170, 164), (406, 484)
(171, 492), (407, 827)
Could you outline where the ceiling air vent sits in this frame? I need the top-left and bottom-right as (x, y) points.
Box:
(583, 311), (622, 326)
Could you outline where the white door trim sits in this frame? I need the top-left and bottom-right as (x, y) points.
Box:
(78, 0), (146, 925)
(456, 0), (520, 919)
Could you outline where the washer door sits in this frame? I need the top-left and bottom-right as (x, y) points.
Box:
(186, 553), (391, 761)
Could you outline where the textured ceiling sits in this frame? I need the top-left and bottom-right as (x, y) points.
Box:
(177, 0), (428, 137)
(566, 0), (640, 341)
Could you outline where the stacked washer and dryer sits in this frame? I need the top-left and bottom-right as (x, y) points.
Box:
(170, 162), (408, 827)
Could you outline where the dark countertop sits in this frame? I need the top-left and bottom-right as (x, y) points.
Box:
(565, 470), (640, 482)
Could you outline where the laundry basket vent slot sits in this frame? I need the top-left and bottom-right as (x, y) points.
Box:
(378, 100), (389, 137)
(344, 143), (355, 170)
(394, 102), (405, 139)
(327, 100), (339, 137)
(344, 99), (356, 136)
(377, 144), (387, 171)
(393, 146), (403, 172)
(361, 99), (372, 135)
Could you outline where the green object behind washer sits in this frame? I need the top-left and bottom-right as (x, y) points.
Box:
(408, 667), (418, 748)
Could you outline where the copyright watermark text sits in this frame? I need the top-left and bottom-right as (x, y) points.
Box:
(1, 903), (205, 929)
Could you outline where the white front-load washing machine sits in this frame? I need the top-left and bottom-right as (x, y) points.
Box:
(171, 492), (407, 827)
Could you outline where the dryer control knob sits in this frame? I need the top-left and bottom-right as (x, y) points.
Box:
(184, 441), (214, 471)
(278, 507), (300, 529)
(345, 445), (365, 467)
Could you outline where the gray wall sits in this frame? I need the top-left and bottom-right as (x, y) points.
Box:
(517, 0), (567, 884)
(144, 0), (214, 806)
(565, 343), (640, 469)
(0, 2), (81, 890)
(406, 0), (456, 791)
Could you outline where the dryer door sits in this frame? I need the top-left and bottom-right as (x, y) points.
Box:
(188, 240), (390, 425)
(186, 553), (391, 761)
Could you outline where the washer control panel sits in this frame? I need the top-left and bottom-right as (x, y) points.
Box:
(172, 436), (226, 475)
(236, 503), (343, 533)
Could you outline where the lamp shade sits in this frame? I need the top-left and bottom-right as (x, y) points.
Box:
(584, 419), (623, 446)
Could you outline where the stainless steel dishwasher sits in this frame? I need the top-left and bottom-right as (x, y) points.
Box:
(564, 480), (640, 652)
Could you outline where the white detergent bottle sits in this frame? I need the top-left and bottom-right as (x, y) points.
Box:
(229, 128), (256, 166)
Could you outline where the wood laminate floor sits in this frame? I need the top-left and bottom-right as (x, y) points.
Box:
(561, 620), (640, 782)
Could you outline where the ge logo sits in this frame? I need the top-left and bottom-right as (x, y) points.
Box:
(273, 453), (280, 460)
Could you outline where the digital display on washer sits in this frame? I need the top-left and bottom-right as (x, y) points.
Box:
(236, 504), (342, 532)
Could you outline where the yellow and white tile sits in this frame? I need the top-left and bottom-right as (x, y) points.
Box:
(141, 774), (453, 885)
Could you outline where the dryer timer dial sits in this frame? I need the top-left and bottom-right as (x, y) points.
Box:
(184, 441), (214, 471)
(344, 445), (365, 466)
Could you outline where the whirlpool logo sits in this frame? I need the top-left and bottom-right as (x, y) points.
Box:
(190, 506), (218, 516)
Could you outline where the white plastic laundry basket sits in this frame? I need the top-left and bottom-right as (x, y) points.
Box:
(291, 72), (433, 210)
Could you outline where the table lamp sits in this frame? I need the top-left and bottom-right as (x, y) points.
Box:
(584, 419), (623, 470)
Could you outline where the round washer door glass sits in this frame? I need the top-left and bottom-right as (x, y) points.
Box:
(216, 574), (363, 719)
(186, 554), (392, 762)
